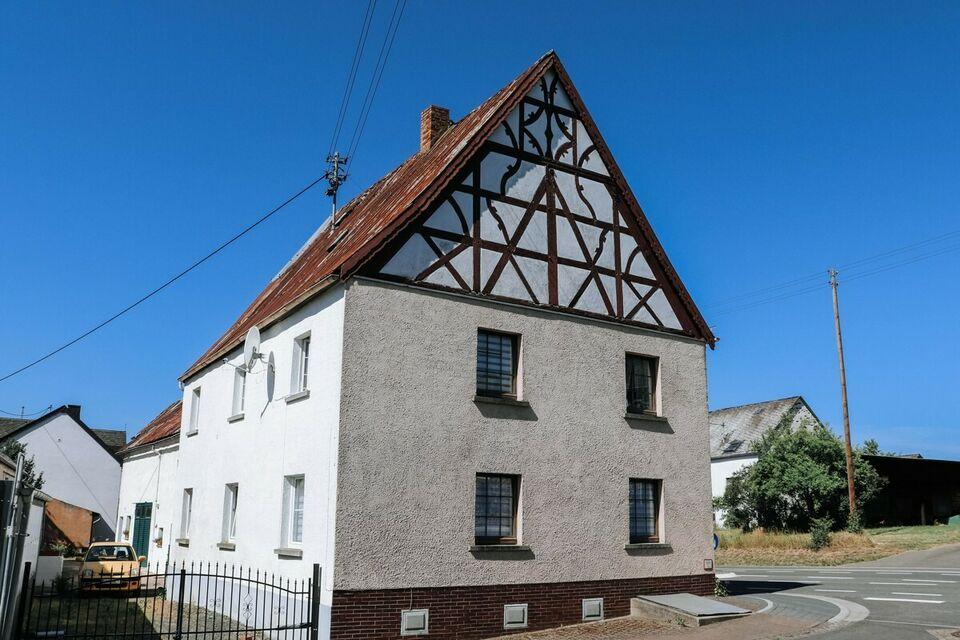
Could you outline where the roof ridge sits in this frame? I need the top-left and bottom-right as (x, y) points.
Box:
(710, 396), (802, 414)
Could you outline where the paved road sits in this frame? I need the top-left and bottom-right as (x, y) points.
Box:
(721, 543), (960, 639)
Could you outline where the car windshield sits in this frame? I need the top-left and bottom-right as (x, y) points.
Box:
(85, 545), (135, 561)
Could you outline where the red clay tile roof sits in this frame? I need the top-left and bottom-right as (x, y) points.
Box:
(181, 50), (714, 382)
(121, 400), (181, 453)
(181, 52), (557, 382)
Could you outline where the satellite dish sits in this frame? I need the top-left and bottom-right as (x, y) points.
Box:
(243, 326), (261, 371)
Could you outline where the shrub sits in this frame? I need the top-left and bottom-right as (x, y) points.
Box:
(847, 510), (863, 534)
(716, 419), (885, 532)
(809, 517), (833, 550)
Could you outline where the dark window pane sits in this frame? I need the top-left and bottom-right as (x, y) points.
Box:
(475, 473), (518, 544)
(477, 331), (517, 397)
(626, 355), (657, 413)
(629, 479), (660, 543)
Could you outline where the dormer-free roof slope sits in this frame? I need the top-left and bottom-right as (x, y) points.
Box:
(182, 51), (714, 382)
(120, 400), (182, 454)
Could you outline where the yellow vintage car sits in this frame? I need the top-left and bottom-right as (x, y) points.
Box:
(79, 542), (146, 592)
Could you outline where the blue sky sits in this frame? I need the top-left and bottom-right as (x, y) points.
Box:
(1, 2), (958, 457)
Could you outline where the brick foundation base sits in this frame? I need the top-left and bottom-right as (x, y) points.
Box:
(331, 573), (714, 639)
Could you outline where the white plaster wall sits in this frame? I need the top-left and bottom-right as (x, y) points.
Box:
(172, 285), (345, 639)
(710, 456), (757, 500)
(10, 413), (121, 531)
(335, 278), (714, 590)
(710, 456), (756, 527)
(116, 441), (180, 564)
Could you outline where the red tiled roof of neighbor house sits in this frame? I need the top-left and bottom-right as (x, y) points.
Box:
(180, 51), (714, 382)
(121, 400), (181, 453)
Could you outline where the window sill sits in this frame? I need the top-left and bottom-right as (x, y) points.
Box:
(624, 542), (672, 551)
(285, 389), (310, 404)
(624, 412), (668, 423)
(469, 544), (532, 553)
(217, 542), (236, 551)
(274, 547), (303, 559)
(227, 413), (244, 423)
(176, 538), (189, 547)
(185, 430), (198, 438)
(473, 395), (530, 408)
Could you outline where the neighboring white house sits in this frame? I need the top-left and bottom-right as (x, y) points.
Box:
(0, 406), (123, 540)
(710, 396), (824, 525)
(115, 400), (182, 564)
(155, 51), (718, 640)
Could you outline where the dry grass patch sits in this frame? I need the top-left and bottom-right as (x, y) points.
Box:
(716, 524), (960, 566)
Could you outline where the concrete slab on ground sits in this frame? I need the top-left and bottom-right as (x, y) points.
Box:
(631, 592), (751, 627)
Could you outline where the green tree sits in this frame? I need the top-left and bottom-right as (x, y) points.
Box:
(717, 421), (883, 532)
(859, 438), (893, 456)
(1, 441), (45, 490)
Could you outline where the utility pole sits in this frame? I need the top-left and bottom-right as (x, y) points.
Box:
(324, 152), (349, 225)
(829, 269), (857, 520)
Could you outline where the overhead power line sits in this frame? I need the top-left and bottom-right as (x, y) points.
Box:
(345, 0), (407, 164)
(328, 0), (379, 156)
(0, 175), (327, 385)
(704, 228), (960, 311)
(0, 405), (53, 419)
(709, 232), (960, 317)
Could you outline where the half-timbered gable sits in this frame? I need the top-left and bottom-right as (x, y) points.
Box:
(369, 65), (707, 339)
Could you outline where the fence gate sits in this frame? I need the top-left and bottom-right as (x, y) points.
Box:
(16, 561), (320, 640)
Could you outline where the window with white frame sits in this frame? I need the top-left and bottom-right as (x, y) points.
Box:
(180, 489), (193, 538)
(281, 475), (305, 546)
(292, 334), (310, 393)
(188, 387), (201, 433)
(222, 483), (238, 542)
(231, 368), (246, 416)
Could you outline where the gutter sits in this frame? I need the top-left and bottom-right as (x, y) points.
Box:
(179, 274), (340, 385)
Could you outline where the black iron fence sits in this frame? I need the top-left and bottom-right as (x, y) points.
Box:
(15, 561), (320, 640)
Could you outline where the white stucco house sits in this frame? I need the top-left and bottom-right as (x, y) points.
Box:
(710, 396), (824, 525)
(115, 400), (182, 564)
(164, 51), (719, 640)
(0, 406), (123, 540)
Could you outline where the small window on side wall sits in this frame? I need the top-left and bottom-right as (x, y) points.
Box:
(475, 473), (520, 545)
(180, 489), (193, 538)
(188, 387), (201, 433)
(231, 368), (246, 417)
(222, 483), (239, 542)
(282, 475), (305, 546)
(293, 334), (311, 394)
(625, 354), (658, 415)
(629, 479), (661, 544)
(476, 330), (519, 398)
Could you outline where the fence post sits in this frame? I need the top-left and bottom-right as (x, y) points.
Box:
(310, 564), (321, 640)
(174, 567), (186, 640)
(9, 561), (32, 640)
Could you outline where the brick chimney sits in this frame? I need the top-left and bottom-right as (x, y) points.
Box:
(420, 105), (451, 152)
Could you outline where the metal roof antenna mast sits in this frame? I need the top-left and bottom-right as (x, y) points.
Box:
(325, 152), (349, 226)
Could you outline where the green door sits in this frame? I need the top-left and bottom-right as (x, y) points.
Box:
(132, 502), (152, 563)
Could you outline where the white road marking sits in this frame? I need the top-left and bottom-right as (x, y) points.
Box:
(715, 572), (737, 579)
(868, 618), (960, 629)
(869, 582), (914, 585)
(864, 597), (944, 604)
(890, 592), (942, 597)
(749, 597), (775, 614)
(732, 574), (770, 578)
(781, 593), (870, 626)
(807, 576), (855, 579)
(875, 571), (913, 575)
(815, 589), (857, 593)
(902, 578), (956, 583)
